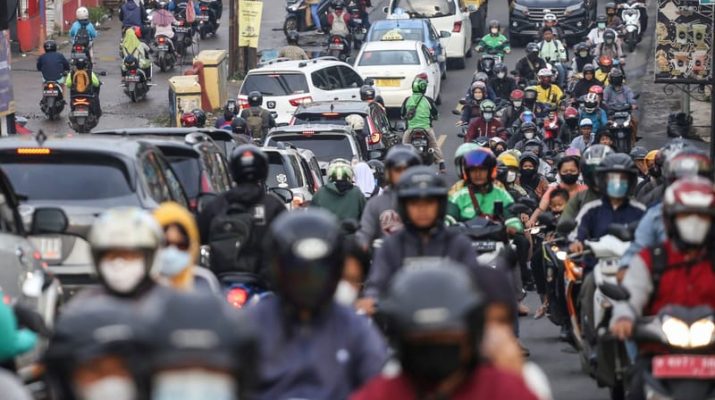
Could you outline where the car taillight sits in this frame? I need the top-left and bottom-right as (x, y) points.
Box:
(369, 132), (382, 145)
(292, 193), (306, 208)
(200, 171), (214, 193)
(226, 288), (248, 308)
(452, 21), (462, 33)
(238, 97), (250, 109)
(289, 96), (312, 107)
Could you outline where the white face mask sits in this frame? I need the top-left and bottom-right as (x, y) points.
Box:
(497, 72), (506, 79)
(676, 215), (712, 245)
(152, 369), (236, 400)
(77, 376), (137, 400)
(99, 258), (146, 294)
(334, 280), (359, 306)
(490, 28), (498, 34)
(513, 100), (522, 108)
(524, 131), (535, 139)
(506, 170), (517, 183)
(159, 246), (192, 278)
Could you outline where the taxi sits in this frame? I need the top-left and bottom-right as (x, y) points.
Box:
(354, 31), (442, 109)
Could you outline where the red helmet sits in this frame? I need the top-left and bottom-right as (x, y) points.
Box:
(180, 112), (198, 127)
(598, 55), (613, 67)
(663, 177), (715, 247)
(510, 89), (525, 101)
(133, 26), (142, 39)
(588, 85), (604, 95)
(564, 106), (579, 120)
(415, 72), (429, 82)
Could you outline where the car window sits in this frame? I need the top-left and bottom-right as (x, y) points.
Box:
(391, 0), (455, 17)
(338, 66), (364, 88)
(240, 73), (309, 96)
(311, 66), (344, 91)
(266, 152), (298, 188)
(0, 182), (20, 234)
(428, 24), (439, 41)
(299, 158), (317, 193)
(167, 156), (202, 199)
(309, 158), (324, 185)
(358, 50), (420, 66)
(293, 111), (366, 125)
(142, 152), (173, 204)
(212, 152), (233, 191)
(369, 27), (423, 42)
(267, 135), (355, 162)
(155, 154), (189, 208)
(421, 45), (433, 64)
(288, 155), (305, 187)
(371, 104), (391, 135)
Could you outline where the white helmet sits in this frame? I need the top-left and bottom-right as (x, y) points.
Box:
(537, 68), (553, 78)
(345, 114), (365, 131)
(76, 7), (89, 20)
(543, 13), (557, 22)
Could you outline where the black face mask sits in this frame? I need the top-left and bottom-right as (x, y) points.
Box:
(520, 168), (536, 181)
(334, 180), (353, 192)
(648, 165), (662, 179)
(401, 342), (465, 383)
(560, 173), (579, 185)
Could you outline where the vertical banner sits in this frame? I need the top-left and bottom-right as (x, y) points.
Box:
(655, 0), (713, 83)
(238, 0), (263, 48)
(0, 31), (15, 117)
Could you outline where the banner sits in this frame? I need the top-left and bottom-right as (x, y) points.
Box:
(0, 31), (15, 117)
(239, 0), (263, 48)
(655, 0), (713, 83)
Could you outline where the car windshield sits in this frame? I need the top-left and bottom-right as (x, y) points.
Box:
(267, 135), (355, 162)
(292, 112), (361, 125)
(0, 157), (139, 206)
(167, 156), (201, 199)
(240, 73), (309, 96)
(266, 152), (298, 188)
(369, 27), (424, 42)
(358, 50), (420, 66)
(392, 0), (455, 18)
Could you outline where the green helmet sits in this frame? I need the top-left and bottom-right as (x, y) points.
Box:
(454, 143), (480, 179)
(480, 99), (496, 113)
(327, 158), (354, 182)
(412, 78), (428, 94)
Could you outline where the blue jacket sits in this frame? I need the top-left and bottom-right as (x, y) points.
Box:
(619, 202), (667, 267)
(249, 297), (387, 400)
(579, 108), (608, 133)
(69, 21), (98, 42)
(120, 0), (145, 27)
(576, 197), (646, 243)
(37, 52), (70, 82)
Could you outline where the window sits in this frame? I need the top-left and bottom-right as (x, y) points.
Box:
(391, 0), (455, 17)
(213, 152), (233, 191)
(338, 66), (363, 88)
(428, 24), (440, 41)
(0, 187), (19, 234)
(167, 156), (202, 199)
(142, 152), (173, 204)
(421, 46), (433, 64)
(267, 135), (354, 162)
(311, 66), (343, 91)
(266, 152), (298, 189)
(358, 50), (420, 66)
(157, 156), (189, 208)
(289, 155), (305, 187)
(371, 104), (391, 135)
(299, 158), (317, 194)
(240, 73), (309, 96)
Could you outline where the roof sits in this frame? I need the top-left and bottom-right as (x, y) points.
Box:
(294, 100), (370, 115)
(248, 57), (349, 74)
(267, 124), (354, 135)
(362, 39), (423, 51)
(92, 127), (235, 143)
(374, 18), (426, 28)
(0, 134), (155, 157)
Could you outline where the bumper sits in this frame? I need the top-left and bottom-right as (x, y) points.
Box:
(445, 32), (468, 59)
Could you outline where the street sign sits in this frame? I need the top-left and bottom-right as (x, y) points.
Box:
(700, 0), (713, 5)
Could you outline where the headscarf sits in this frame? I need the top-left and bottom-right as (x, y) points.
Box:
(121, 27), (145, 59)
(353, 162), (377, 198)
(0, 292), (37, 362)
(153, 9), (175, 26)
(153, 202), (200, 291)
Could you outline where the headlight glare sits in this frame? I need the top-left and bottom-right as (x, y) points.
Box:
(662, 316), (691, 348)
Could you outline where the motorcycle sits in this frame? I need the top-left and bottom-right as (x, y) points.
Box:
(40, 81), (65, 120)
(284, 0), (330, 37)
(172, 15), (194, 60)
(407, 128), (435, 165)
(197, 0), (219, 39)
(542, 116), (562, 152)
(449, 217), (508, 268)
(68, 95), (98, 133)
(71, 43), (92, 68)
(618, 1), (646, 52)
(475, 47), (503, 77)
(153, 34), (177, 72)
(327, 34), (351, 61)
(608, 103), (634, 154)
(220, 272), (272, 309)
(348, 2), (367, 50)
(121, 57), (151, 102)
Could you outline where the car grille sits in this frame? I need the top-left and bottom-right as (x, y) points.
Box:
(527, 7), (566, 23)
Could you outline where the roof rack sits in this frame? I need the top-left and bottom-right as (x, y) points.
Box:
(258, 57), (294, 67)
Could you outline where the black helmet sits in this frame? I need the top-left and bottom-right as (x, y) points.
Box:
(287, 30), (300, 45)
(489, 20), (501, 31)
(44, 40), (58, 52)
(360, 84), (376, 101)
(367, 159), (386, 187)
(609, 68), (624, 85)
(596, 153), (638, 196)
(247, 91), (263, 107)
(494, 62), (508, 75)
(575, 42), (589, 53)
(519, 151), (540, 169)
(229, 144), (268, 184)
(190, 108), (206, 127)
(663, 148), (713, 183)
(377, 263), (484, 381)
(604, 29), (616, 42)
(72, 54), (89, 69)
(583, 64), (596, 73)
(597, 15), (608, 24)
(332, 0), (345, 9)
(267, 209), (345, 313)
(225, 99), (238, 116)
(384, 145), (421, 171)
(526, 42), (539, 55)
(629, 146), (648, 160)
(395, 166), (448, 229)
(230, 117), (249, 135)
(581, 144), (614, 189)
(523, 138), (543, 156)
(124, 54), (139, 69)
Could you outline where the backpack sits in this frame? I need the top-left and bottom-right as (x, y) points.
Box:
(246, 109), (264, 139)
(74, 24), (91, 47)
(207, 202), (260, 274)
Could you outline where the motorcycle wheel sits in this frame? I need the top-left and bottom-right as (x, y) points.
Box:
(627, 37), (636, 52)
(609, 380), (626, 400)
(284, 17), (298, 36)
(130, 90), (137, 103)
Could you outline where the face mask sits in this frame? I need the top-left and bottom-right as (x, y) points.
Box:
(99, 258), (146, 294)
(513, 100), (522, 108)
(676, 215), (712, 245)
(598, 23), (606, 29)
(648, 165), (662, 179)
(474, 92), (483, 100)
(540, 82), (550, 89)
(524, 131), (535, 139)
(401, 342), (464, 382)
(334, 180), (353, 192)
(497, 72), (505, 79)
(159, 246), (192, 278)
(334, 280), (358, 306)
(483, 112), (493, 121)
(152, 369), (236, 400)
(506, 170), (517, 183)
(520, 168), (536, 180)
(490, 28), (498, 34)
(606, 175), (629, 198)
(560, 173), (579, 185)
(579, 51), (588, 58)
(77, 376), (137, 400)
(494, 147), (504, 156)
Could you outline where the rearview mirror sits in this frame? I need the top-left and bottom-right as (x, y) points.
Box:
(607, 223), (635, 242)
(458, 99), (467, 105)
(368, 149), (387, 160)
(440, 30), (451, 38)
(31, 208), (68, 235)
(196, 192), (218, 213)
(269, 187), (294, 204)
(394, 121), (406, 132)
(599, 282), (630, 301)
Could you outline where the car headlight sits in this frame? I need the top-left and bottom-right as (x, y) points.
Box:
(512, 3), (528, 14)
(662, 316), (715, 348)
(564, 3), (582, 15)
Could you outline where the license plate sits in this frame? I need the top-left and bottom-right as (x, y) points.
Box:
(473, 241), (497, 251)
(30, 237), (62, 261)
(653, 355), (715, 379)
(353, 18), (362, 23)
(73, 109), (89, 117)
(329, 43), (345, 50)
(196, 15), (209, 21)
(124, 75), (141, 82)
(412, 139), (427, 147)
(375, 78), (401, 87)
(157, 44), (169, 50)
(43, 90), (59, 96)
(175, 27), (190, 33)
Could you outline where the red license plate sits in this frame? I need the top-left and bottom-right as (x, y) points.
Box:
(652, 355), (715, 379)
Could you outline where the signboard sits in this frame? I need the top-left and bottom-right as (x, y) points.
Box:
(655, 0), (713, 83)
(0, 31), (15, 117)
(239, 0), (263, 48)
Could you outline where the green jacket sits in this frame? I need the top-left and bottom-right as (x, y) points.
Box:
(478, 34), (510, 56)
(448, 184), (523, 232)
(311, 182), (366, 222)
(400, 93), (438, 130)
(0, 292), (37, 362)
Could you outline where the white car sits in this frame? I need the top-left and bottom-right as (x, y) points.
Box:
(386, 0), (474, 69)
(354, 39), (442, 109)
(238, 58), (370, 125)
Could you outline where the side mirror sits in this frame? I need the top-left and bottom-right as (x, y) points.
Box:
(439, 30), (451, 38)
(269, 187), (294, 204)
(383, 6), (389, 13)
(196, 192), (218, 213)
(556, 219), (577, 235)
(599, 282), (630, 301)
(607, 223), (635, 242)
(368, 148), (386, 160)
(394, 121), (406, 132)
(437, 55), (446, 63)
(457, 131), (466, 138)
(458, 99), (467, 105)
(31, 208), (68, 235)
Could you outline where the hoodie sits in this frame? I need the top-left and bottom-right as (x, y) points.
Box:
(311, 181), (366, 222)
(153, 202), (200, 291)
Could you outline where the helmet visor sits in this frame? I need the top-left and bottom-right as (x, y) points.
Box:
(463, 150), (492, 169)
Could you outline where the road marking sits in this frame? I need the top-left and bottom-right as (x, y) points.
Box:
(437, 134), (446, 149)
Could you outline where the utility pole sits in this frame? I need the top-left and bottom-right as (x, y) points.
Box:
(228, 0), (239, 77)
(710, 8), (715, 166)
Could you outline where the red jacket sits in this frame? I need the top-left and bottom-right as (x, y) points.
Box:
(465, 117), (503, 142)
(350, 365), (538, 400)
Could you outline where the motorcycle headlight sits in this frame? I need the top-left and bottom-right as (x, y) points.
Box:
(556, 250), (568, 261)
(662, 316), (714, 348)
(690, 318), (715, 347)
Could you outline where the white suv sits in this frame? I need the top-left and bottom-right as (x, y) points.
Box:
(238, 58), (369, 125)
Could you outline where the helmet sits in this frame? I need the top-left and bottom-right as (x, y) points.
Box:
(287, 30), (300, 45)
(576, 42), (589, 53)
(360, 85), (376, 101)
(385, 145), (421, 171)
(191, 109), (206, 127)
(498, 152), (519, 168)
(604, 29), (616, 43)
(332, 0), (345, 9)
(473, 72), (489, 83)
(88, 207), (163, 296)
(229, 144), (268, 184)
(76, 7), (89, 20)
(470, 81), (486, 95)
(345, 114), (365, 132)
(123, 54), (139, 69)
(606, 2), (617, 12)
(645, 149), (658, 164)
(454, 143), (480, 179)
(609, 69), (624, 86)
(523, 138), (543, 156)
(583, 93), (599, 113)
(537, 68), (553, 78)
(72, 54), (89, 70)
(598, 55), (613, 67)
(524, 86), (537, 100)
(510, 89), (524, 101)
(495, 63), (508, 75)
(43, 40), (58, 52)
(629, 146), (648, 160)
(376, 264), (484, 375)
(367, 159), (386, 187)
(597, 15), (608, 24)
(180, 112), (198, 128)
(663, 148), (713, 183)
(520, 121), (538, 139)
(581, 144), (614, 188)
(230, 117), (249, 135)
(579, 118), (593, 127)
(588, 85), (604, 95)
(583, 64), (596, 74)
(327, 158), (354, 182)
(158, 1), (168, 9)
(526, 42), (540, 54)
(596, 153), (638, 196)
(412, 77), (428, 94)
(463, 148), (497, 183)
(479, 99), (496, 113)
(544, 13), (557, 23)
(564, 106), (579, 120)
(656, 139), (690, 171)
(395, 166), (449, 228)
(663, 177), (715, 248)
(519, 151), (540, 169)
(267, 209), (345, 311)
(224, 99), (238, 116)
(247, 91), (263, 107)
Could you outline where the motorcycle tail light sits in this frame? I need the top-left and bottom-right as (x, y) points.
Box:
(200, 5), (208, 10)
(289, 96), (313, 106)
(333, 37), (342, 44)
(130, 69), (137, 75)
(74, 45), (83, 52)
(158, 36), (166, 43)
(369, 131), (382, 145)
(453, 21), (462, 33)
(544, 130), (554, 139)
(226, 287), (248, 308)
(47, 83), (54, 89)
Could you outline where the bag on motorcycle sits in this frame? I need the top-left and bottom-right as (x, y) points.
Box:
(74, 24), (91, 47)
(246, 109), (265, 139)
(73, 69), (91, 94)
(207, 202), (258, 274)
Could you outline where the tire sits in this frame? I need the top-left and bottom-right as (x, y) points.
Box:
(130, 90), (137, 103)
(284, 17), (298, 37)
(453, 57), (466, 70)
(609, 380), (626, 400)
(436, 94), (442, 105)
(441, 68), (447, 80)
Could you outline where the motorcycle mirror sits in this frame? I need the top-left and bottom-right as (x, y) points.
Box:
(556, 219), (576, 235)
(458, 99), (467, 105)
(607, 223), (635, 242)
(457, 132), (465, 138)
(599, 282), (630, 301)
(452, 109), (462, 115)
(510, 70), (518, 76)
(537, 211), (556, 227)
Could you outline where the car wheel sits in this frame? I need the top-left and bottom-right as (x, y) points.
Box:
(453, 57), (466, 69)
(441, 68), (447, 80)
(436, 94), (442, 105)
(466, 43), (473, 58)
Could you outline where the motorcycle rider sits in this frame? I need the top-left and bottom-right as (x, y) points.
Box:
(65, 54), (102, 117)
(586, 15), (610, 46)
(312, 158), (366, 221)
(497, 152), (530, 201)
(500, 89), (526, 129)
(610, 177), (715, 400)
(249, 209), (386, 399)
(593, 29), (624, 64)
(69, 7), (97, 61)
(214, 100), (237, 128)
(490, 63), (517, 101)
(542, 13), (565, 40)
(121, 27), (152, 80)
(450, 143), (481, 196)
(630, 146), (649, 182)
(327, 0), (352, 39)
(518, 151), (550, 199)
(352, 264), (539, 400)
(605, 2), (623, 29)
(230, 117), (252, 142)
(400, 76), (445, 173)
(511, 122), (538, 151)
(460, 81), (487, 125)
(572, 64), (603, 99)
(636, 141), (689, 207)
(465, 100), (503, 141)
(560, 106), (580, 144)
(477, 20), (511, 57)
(528, 155), (586, 227)
(537, 28), (567, 87)
(516, 43), (547, 84)
(180, 108), (206, 128)
(279, 30), (309, 60)
(580, 92), (608, 133)
(119, 0), (148, 31)
(37, 40), (70, 85)
(595, 55), (614, 85)
(151, 1), (177, 43)
(604, 68), (638, 140)
(197, 145), (286, 280)
(239, 91), (277, 141)
(571, 42), (595, 74)
(534, 68), (563, 108)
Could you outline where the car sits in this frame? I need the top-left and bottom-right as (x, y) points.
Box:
(386, 0), (475, 69)
(92, 129), (233, 211)
(264, 144), (323, 208)
(238, 58), (372, 125)
(509, 0), (594, 45)
(0, 136), (189, 297)
(368, 17), (451, 78)
(96, 127), (241, 158)
(289, 100), (401, 153)
(354, 39), (442, 109)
